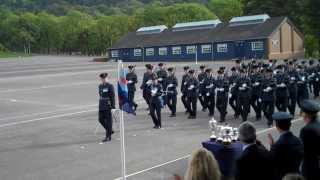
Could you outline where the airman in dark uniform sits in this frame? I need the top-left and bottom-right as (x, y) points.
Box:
(215, 68), (229, 122)
(274, 65), (289, 112)
(186, 69), (199, 119)
(98, 73), (115, 142)
(203, 68), (215, 117)
(166, 67), (178, 117)
(236, 68), (251, 122)
(299, 100), (320, 180)
(287, 61), (299, 116)
(228, 67), (240, 118)
(156, 63), (168, 106)
(296, 64), (309, 108)
(250, 65), (263, 121)
(126, 65), (138, 110)
(149, 75), (163, 129)
(261, 68), (276, 127)
(181, 66), (190, 114)
(198, 65), (207, 112)
(140, 64), (155, 110)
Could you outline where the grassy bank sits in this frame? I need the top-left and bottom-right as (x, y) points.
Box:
(0, 52), (31, 58)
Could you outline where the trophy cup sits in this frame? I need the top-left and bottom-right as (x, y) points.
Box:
(209, 118), (217, 141)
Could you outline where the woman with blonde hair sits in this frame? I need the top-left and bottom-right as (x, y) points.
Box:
(185, 148), (221, 180)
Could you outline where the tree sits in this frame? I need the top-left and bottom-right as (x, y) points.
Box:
(208, 0), (243, 22)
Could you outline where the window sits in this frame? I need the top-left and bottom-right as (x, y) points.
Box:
(111, 50), (119, 57)
(145, 48), (154, 56)
(159, 47), (167, 56)
(217, 43), (228, 53)
(134, 49), (142, 56)
(172, 46), (181, 55)
(201, 44), (212, 53)
(186, 46), (196, 54)
(251, 41), (264, 51)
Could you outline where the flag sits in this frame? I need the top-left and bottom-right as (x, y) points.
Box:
(117, 67), (136, 115)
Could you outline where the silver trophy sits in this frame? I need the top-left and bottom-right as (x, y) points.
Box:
(209, 118), (217, 141)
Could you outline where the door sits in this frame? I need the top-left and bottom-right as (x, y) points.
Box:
(234, 41), (245, 60)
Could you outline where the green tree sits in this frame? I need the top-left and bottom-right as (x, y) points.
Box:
(208, 0), (243, 22)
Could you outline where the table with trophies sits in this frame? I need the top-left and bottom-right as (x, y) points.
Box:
(202, 118), (243, 177)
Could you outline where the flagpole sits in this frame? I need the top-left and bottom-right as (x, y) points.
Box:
(118, 60), (126, 180)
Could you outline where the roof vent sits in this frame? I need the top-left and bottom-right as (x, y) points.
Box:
(172, 19), (221, 32)
(229, 14), (270, 27)
(136, 25), (168, 35)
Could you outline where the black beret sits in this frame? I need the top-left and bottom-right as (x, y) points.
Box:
(284, 59), (288, 62)
(235, 59), (241, 64)
(309, 60), (314, 65)
(289, 61), (293, 65)
(167, 67), (174, 72)
(239, 69), (246, 73)
(183, 66), (190, 70)
(301, 61), (306, 65)
(200, 65), (206, 69)
(128, 65), (135, 69)
(188, 69), (195, 74)
(269, 59), (273, 63)
(301, 100), (320, 114)
(217, 69), (223, 74)
(272, 112), (293, 122)
(220, 66), (226, 70)
(252, 60), (256, 64)
(99, 73), (108, 78)
(231, 67), (236, 71)
(145, 64), (153, 69)
(318, 59), (320, 62)
(205, 68), (212, 73)
(158, 63), (164, 67)
(266, 68), (273, 73)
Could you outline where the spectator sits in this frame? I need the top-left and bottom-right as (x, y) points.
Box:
(185, 148), (221, 180)
(299, 100), (320, 180)
(235, 122), (274, 180)
(268, 112), (304, 180)
(282, 173), (305, 180)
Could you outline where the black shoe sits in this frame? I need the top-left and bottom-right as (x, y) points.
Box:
(111, 130), (114, 134)
(208, 113), (214, 117)
(169, 113), (176, 117)
(102, 137), (111, 142)
(188, 116), (196, 119)
(134, 104), (138, 110)
(219, 119), (225, 123)
(153, 126), (158, 129)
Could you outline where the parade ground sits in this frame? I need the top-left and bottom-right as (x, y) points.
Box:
(0, 56), (306, 180)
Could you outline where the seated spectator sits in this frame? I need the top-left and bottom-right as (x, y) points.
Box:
(185, 148), (221, 180)
(235, 122), (274, 180)
(268, 112), (304, 180)
(282, 173), (305, 180)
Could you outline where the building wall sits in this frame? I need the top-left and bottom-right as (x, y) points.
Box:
(110, 39), (267, 62)
(268, 21), (304, 59)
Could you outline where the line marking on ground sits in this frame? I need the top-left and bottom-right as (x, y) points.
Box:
(114, 118), (304, 180)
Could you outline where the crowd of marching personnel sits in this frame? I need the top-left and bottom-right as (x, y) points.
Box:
(128, 58), (320, 129)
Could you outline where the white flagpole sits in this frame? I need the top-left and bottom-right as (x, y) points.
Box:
(118, 60), (126, 180)
(195, 47), (198, 65)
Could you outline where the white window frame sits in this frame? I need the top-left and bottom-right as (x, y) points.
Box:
(186, 45), (196, 54)
(134, 48), (142, 56)
(145, 48), (154, 56)
(251, 41), (264, 51)
(217, 43), (228, 53)
(158, 47), (167, 56)
(172, 46), (181, 55)
(111, 50), (119, 57)
(201, 44), (212, 54)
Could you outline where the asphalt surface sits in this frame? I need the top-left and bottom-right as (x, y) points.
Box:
(0, 56), (307, 180)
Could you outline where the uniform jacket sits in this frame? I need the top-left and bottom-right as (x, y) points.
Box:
(236, 75), (252, 99)
(156, 69), (168, 89)
(181, 74), (190, 94)
(270, 131), (304, 180)
(186, 77), (199, 98)
(140, 72), (155, 92)
(126, 72), (138, 92)
(261, 77), (276, 102)
(98, 83), (115, 111)
(150, 83), (163, 104)
(166, 75), (178, 95)
(203, 74), (215, 97)
(198, 72), (206, 93)
(215, 75), (229, 98)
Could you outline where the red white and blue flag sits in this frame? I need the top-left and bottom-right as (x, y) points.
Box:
(117, 68), (136, 115)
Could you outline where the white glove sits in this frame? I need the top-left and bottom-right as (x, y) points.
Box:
(146, 80), (152, 85)
(228, 93), (232, 98)
(258, 98), (262, 103)
(168, 84), (174, 87)
(128, 80), (133, 84)
(206, 93), (210, 96)
(158, 78), (163, 81)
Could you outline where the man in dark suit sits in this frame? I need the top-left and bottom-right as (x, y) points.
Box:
(299, 100), (320, 180)
(268, 112), (304, 180)
(235, 122), (274, 180)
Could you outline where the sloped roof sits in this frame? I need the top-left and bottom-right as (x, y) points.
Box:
(110, 17), (287, 49)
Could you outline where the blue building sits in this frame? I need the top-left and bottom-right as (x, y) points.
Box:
(108, 14), (304, 62)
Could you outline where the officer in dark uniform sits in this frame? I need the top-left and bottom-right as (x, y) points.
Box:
(203, 68), (215, 117)
(149, 75), (163, 129)
(98, 73), (115, 142)
(236, 68), (251, 122)
(299, 100), (320, 180)
(229, 67), (240, 118)
(126, 65), (138, 110)
(181, 66), (190, 114)
(166, 67), (178, 117)
(297, 65), (309, 108)
(186, 69), (199, 119)
(287, 61), (299, 116)
(274, 65), (289, 112)
(307, 60), (320, 98)
(216, 68), (229, 122)
(198, 65), (207, 112)
(250, 65), (263, 121)
(261, 68), (276, 127)
(268, 112), (304, 180)
(157, 63), (168, 105)
(140, 64), (155, 109)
